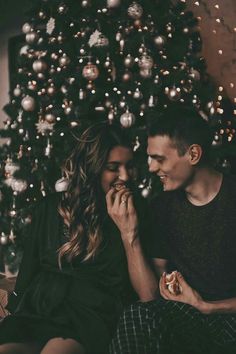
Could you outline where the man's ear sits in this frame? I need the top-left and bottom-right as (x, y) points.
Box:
(188, 144), (202, 165)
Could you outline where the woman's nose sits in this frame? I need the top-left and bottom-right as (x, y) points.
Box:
(118, 167), (129, 181)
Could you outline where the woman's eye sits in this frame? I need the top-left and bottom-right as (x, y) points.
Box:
(106, 164), (118, 172)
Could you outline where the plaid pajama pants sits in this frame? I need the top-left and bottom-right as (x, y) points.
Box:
(109, 299), (236, 354)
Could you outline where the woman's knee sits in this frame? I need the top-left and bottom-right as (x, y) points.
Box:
(40, 337), (85, 354)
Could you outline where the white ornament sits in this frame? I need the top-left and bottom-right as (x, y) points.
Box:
(19, 45), (29, 56)
(0, 233), (8, 245)
(32, 59), (48, 73)
(127, 2), (143, 19)
(88, 30), (109, 47)
(21, 95), (36, 111)
(46, 17), (56, 35)
(107, 0), (121, 8)
(154, 35), (166, 48)
(55, 178), (69, 192)
(25, 31), (39, 44)
(11, 179), (27, 193)
(120, 110), (135, 128)
(22, 22), (32, 34)
(36, 120), (54, 134)
(13, 85), (22, 97)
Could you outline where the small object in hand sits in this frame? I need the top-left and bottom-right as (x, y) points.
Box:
(165, 271), (182, 295)
(112, 182), (126, 191)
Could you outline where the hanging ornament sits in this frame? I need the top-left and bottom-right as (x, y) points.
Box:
(138, 54), (154, 70)
(127, 2), (143, 19)
(21, 95), (36, 111)
(124, 54), (134, 68)
(4, 159), (19, 177)
(58, 4), (68, 14)
(107, 0), (121, 8)
(11, 179), (27, 193)
(55, 177), (69, 192)
(46, 17), (55, 35)
(133, 88), (143, 99)
(45, 113), (56, 123)
(81, 0), (91, 8)
(47, 84), (56, 96)
(165, 87), (181, 101)
(28, 80), (37, 91)
(36, 120), (54, 134)
(189, 68), (200, 81)
(120, 110), (135, 128)
(79, 89), (86, 100)
(212, 132), (222, 146)
(25, 31), (39, 44)
(19, 45), (29, 56)
(22, 22), (32, 34)
(32, 59), (48, 73)
(154, 35), (166, 48)
(89, 30), (109, 47)
(13, 84), (22, 97)
(59, 54), (71, 67)
(0, 233), (8, 245)
(82, 62), (99, 81)
(45, 139), (52, 157)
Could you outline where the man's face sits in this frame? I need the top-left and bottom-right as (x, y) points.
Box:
(147, 135), (193, 192)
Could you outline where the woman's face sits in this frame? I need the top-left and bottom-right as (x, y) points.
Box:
(101, 146), (135, 194)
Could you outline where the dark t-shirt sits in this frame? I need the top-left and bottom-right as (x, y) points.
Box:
(149, 174), (236, 301)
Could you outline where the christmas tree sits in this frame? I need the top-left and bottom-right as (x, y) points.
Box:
(0, 0), (235, 274)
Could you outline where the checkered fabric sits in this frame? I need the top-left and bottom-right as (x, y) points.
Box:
(109, 298), (236, 354)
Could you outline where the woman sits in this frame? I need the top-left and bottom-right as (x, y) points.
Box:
(0, 122), (143, 354)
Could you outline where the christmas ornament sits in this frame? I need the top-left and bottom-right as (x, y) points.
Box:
(189, 68), (200, 81)
(45, 113), (56, 123)
(28, 80), (37, 90)
(133, 88), (143, 99)
(21, 95), (36, 111)
(89, 30), (109, 47)
(55, 177), (69, 192)
(58, 4), (68, 14)
(36, 120), (54, 134)
(11, 179), (27, 193)
(120, 110), (135, 128)
(46, 17), (55, 34)
(79, 89), (86, 100)
(25, 31), (39, 44)
(0, 233), (8, 245)
(19, 45), (29, 56)
(47, 85), (56, 96)
(13, 85), (22, 97)
(107, 0), (121, 8)
(127, 2), (143, 19)
(166, 87), (181, 101)
(138, 54), (154, 69)
(22, 22), (32, 34)
(154, 35), (166, 48)
(124, 54), (134, 68)
(32, 59), (48, 73)
(59, 54), (71, 67)
(9, 229), (16, 243)
(81, 0), (91, 7)
(82, 62), (99, 81)
(45, 139), (52, 156)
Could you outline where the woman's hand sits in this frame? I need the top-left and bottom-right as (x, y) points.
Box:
(106, 187), (138, 245)
(159, 271), (206, 312)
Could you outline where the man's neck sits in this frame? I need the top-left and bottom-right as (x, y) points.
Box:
(185, 168), (223, 206)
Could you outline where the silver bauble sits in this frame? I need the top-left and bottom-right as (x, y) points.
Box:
(11, 179), (27, 193)
(32, 59), (48, 73)
(154, 35), (166, 48)
(22, 22), (32, 34)
(124, 54), (134, 68)
(21, 95), (36, 111)
(25, 31), (39, 44)
(13, 85), (22, 97)
(107, 0), (121, 8)
(19, 45), (29, 56)
(138, 54), (154, 69)
(81, 0), (91, 7)
(45, 113), (56, 123)
(127, 2), (143, 19)
(166, 87), (181, 101)
(59, 54), (71, 67)
(0, 233), (8, 245)
(120, 111), (135, 128)
(82, 62), (99, 81)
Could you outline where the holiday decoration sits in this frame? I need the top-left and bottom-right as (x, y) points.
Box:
(0, 0), (235, 275)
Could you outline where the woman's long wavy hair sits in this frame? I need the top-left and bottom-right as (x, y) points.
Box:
(58, 122), (133, 266)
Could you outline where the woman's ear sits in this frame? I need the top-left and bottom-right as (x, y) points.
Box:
(188, 144), (202, 165)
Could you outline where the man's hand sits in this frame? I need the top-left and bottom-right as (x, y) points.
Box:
(159, 271), (205, 312)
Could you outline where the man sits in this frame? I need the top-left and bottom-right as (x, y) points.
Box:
(110, 107), (236, 354)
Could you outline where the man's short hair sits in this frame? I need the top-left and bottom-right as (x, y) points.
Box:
(147, 106), (213, 163)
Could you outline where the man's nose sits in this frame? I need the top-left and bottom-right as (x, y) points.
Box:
(148, 159), (159, 173)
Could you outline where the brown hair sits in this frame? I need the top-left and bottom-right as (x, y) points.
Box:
(58, 122), (133, 266)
